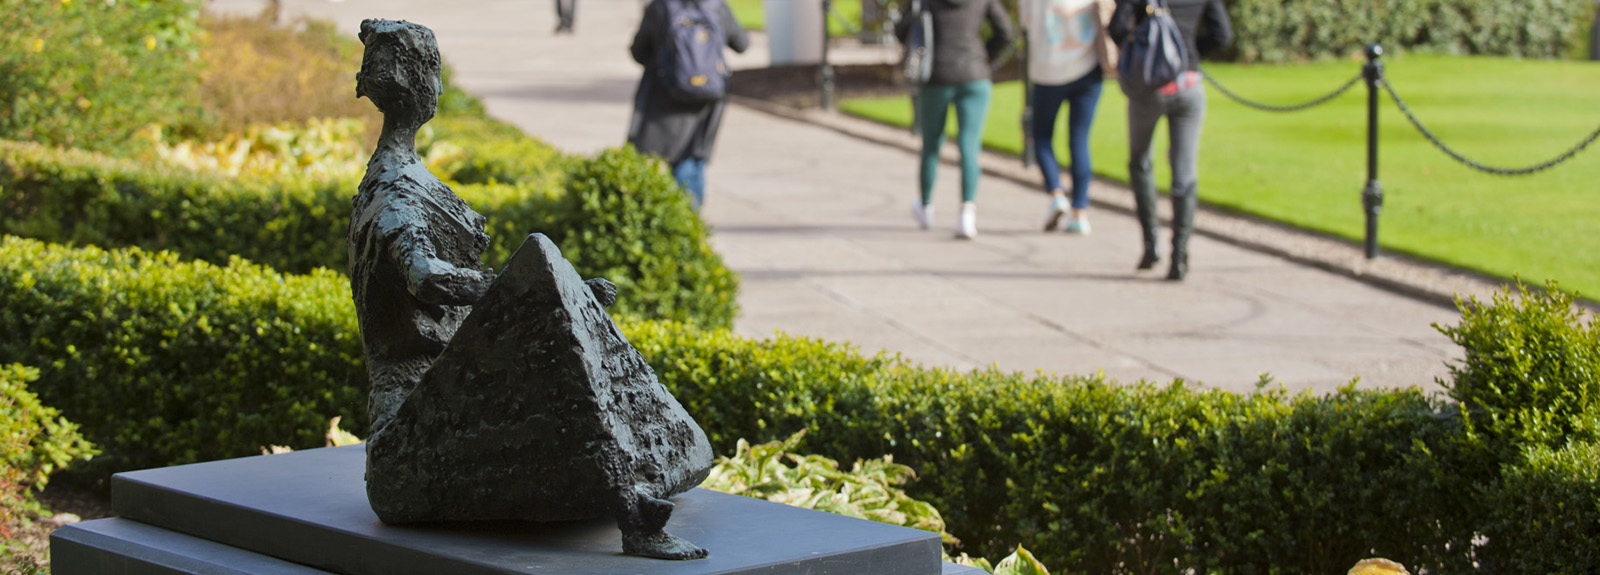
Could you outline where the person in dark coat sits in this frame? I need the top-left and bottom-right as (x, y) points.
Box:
(627, 0), (749, 211)
(895, 0), (1014, 239)
(1109, 0), (1231, 280)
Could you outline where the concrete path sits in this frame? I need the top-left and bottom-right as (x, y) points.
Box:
(214, 0), (1471, 394)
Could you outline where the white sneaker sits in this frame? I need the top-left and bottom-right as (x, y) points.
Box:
(955, 202), (977, 239)
(911, 201), (934, 230)
(1043, 196), (1070, 231)
(1064, 217), (1091, 235)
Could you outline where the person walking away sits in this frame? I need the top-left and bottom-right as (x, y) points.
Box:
(627, 0), (749, 211)
(1022, 0), (1116, 234)
(896, 0), (1015, 239)
(554, 0), (577, 34)
(1109, 0), (1230, 280)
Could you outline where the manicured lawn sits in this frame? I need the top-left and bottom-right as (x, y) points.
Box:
(841, 55), (1600, 299)
(728, 0), (864, 37)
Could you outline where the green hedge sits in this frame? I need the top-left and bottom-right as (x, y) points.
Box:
(1220, 0), (1594, 62)
(0, 118), (738, 328)
(7, 235), (1593, 573)
(0, 0), (203, 154)
(0, 236), (367, 476)
(625, 321), (1491, 573)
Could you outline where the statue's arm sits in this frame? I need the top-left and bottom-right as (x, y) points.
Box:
(393, 227), (493, 306)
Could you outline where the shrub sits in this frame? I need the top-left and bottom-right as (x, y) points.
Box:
(1, 364), (97, 537)
(552, 147), (739, 329)
(623, 320), (1491, 574)
(1219, 0), (1594, 62)
(0, 128), (734, 328)
(0, 236), (367, 476)
(702, 430), (952, 543)
(1481, 440), (1600, 575)
(1437, 283), (1600, 450)
(5, 243), (1591, 572)
(195, 9), (379, 139)
(0, 0), (204, 155)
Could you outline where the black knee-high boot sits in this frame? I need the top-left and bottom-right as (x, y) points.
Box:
(1168, 192), (1196, 280)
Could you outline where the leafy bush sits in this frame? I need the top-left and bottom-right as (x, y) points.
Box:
(1, 364), (97, 543)
(552, 147), (739, 329)
(0, 236), (367, 476)
(1437, 283), (1600, 450)
(4, 236), (1591, 572)
(0, 0), (204, 154)
(702, 430), (952, 542)
(1481, 440), (1600, 575)
(1220, 0), (1595, 62)
(624, 320), (1495, 574)
(0, 127), (735, 328)
(195, 8), (379, 139)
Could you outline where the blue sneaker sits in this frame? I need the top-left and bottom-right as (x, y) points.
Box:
(1064, 217), (1091, 235)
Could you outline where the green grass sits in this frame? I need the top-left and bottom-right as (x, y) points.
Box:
(841, 55), (1600, 299)
(728, 0), (863, 37)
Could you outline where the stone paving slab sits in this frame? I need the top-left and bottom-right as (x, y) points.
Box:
(215, 0), (1481, 394)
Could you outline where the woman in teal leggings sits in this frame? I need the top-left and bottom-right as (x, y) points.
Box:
(897, 0), (1014, 239)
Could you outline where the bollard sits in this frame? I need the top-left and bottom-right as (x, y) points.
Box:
(820, 0), (836, 110)
(1361, 43), (1384, 260)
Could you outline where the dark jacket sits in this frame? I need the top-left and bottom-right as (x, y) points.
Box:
(627, 0), (749, 165)
(1108, 0), (1232, 73)
(895, 0), (1015, 86)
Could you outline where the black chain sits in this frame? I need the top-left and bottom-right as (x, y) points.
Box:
(1380, 79), (1600, 176)
(1201, 69), (1362, 112)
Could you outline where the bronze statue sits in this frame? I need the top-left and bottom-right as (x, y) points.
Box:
(348, 19), (713, 560)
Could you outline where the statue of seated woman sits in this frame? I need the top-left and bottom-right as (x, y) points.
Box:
(347, 18), (713, 561)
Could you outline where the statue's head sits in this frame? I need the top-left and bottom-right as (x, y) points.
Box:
(356, 19), (443, 129)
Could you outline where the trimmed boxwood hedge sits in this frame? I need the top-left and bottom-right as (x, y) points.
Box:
(1220, 0), (1595, 62)
(4, 236), (1595, 574)
(0, 117), (738, 329)
(0, 236), (367, 476)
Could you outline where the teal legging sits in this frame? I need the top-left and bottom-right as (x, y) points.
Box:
(916, 80), (993, 205)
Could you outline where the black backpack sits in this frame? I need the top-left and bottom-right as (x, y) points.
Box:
(1117, 0), (1187, 96)
(658, 0), (729, 103)
(902, 0), (935, 86)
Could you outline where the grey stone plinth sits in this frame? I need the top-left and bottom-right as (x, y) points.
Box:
(51, 518), (333, 575)
(97, 445), (942, 575)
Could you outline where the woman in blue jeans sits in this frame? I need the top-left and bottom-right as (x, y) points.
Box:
(1022, 0), (1117, 234)
(896, 0), (1014, 239)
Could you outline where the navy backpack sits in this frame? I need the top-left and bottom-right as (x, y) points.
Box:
(658, 0), (729, 103)
(1117, 0), (1188, 96)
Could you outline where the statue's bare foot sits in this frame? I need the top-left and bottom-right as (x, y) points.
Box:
(622, 529), (708, 560)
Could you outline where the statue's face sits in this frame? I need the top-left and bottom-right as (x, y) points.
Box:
(356, 20), (442, 128)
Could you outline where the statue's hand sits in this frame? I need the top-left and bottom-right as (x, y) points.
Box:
(585, 278), (618, 308)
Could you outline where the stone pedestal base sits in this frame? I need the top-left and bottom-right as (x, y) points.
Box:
(51, 445), (982, 575)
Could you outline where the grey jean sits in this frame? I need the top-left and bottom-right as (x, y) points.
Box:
(1127, 84), (1206, 257)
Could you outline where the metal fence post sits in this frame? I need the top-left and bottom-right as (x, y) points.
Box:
(820, 0), (836, 111)
(1361, 43), (1384, 260)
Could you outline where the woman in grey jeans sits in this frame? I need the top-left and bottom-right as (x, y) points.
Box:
(1109, 0), (1230, 280)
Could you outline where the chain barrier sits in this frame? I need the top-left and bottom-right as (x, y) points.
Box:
(1201, 69), (1362, 112)
(1379, 79), (1600, 176)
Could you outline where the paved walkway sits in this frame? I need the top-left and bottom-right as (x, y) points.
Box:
(214, 0), (1490, 395)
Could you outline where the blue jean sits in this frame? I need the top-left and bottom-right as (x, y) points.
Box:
(672, 158), (706, 211)
(916, 80), (993, 205)
(1032, 68), (1103, 209)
